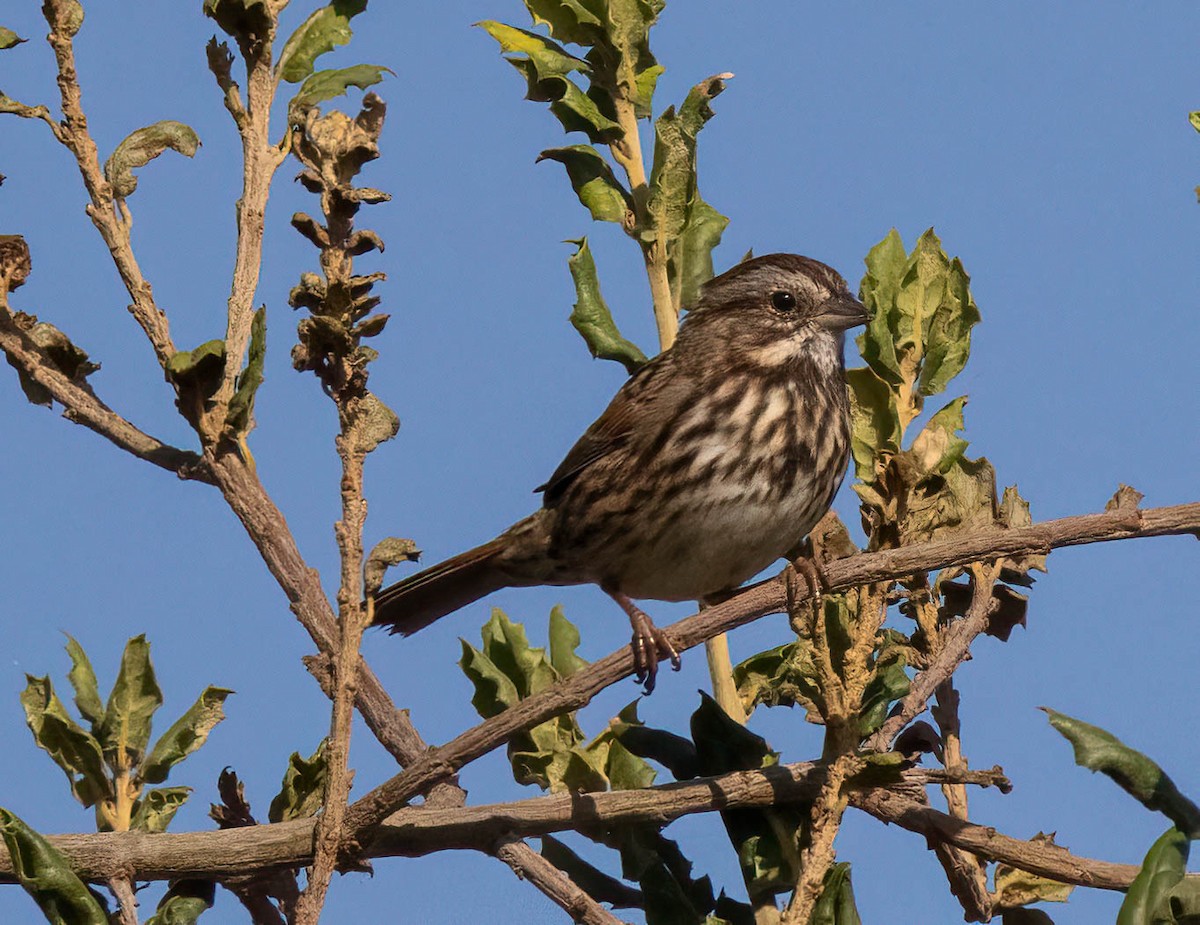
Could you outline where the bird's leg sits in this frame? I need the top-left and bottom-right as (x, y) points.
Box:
(607, 591), (681, 693)
(782, 539), (830, 611)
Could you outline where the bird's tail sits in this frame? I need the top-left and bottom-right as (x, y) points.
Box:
(371, 538), (509, 636)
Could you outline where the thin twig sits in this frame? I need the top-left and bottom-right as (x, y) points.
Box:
(342, 500), (1200, 841)
(108, 876), (138, 925)
(866, 561), (1003, 752)
(41, 1), (176, 365)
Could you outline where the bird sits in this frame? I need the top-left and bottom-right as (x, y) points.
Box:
(372, 253), (868, 691)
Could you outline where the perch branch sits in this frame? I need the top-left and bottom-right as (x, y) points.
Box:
(342, 500), (1200, 840)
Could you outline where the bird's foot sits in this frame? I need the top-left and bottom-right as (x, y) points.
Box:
(608, 591), (681, 694)
(785, 538), (831, 625)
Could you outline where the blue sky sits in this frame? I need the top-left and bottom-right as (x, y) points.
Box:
(1, 3), (1198, 922)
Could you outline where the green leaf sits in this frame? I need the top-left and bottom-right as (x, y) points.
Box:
(0, 808), (108, 925)
(96, 635), (163, 768)
(226, 306), (266, 438)
(0, 28), (27, 49)
(540, 835), (644, 909)
(63, 635), (104, 729)
(145, 880), (215, 925)
(165, 339), (226, 388)
(856, 229), (909, 386)
(811, 862), (861, 925)
(547, 605), (588, 679)
(1190, 112), (1200, 133)
(907, 396), (969, 478)
(130, 786), (191, 834)
(671, 193), (729, 312)
(4, 314), (100, 408)
(732, 640), (824, 722)
(203, 0), (271, 40)
(1117, 827), (1189, 925)
(1045, 709), (1200, 836)
(566, 237), (646, 373)
(19, 676), (110, 807)
(104, 121), (200, 198)
(277, 0), (368, 84)
(141, 687), (233, 785)
(994, 834), (1074, 909)
(350, 392), (400, 454)
(617, 828), (714, 924)
(846, 366), (901, 488)
(364, 537), (421, 595)
(691, 693), (803, 894)
(477, 20), (588, 82)
(646, 74), (730, 243)
(598, 0), (664, 118)
(538, 145), (632, 223)
(857, 647), (909, 737)
(522, 0), (604, 46)
(288, 64), (389, 121)
(268, 740), (328, 823)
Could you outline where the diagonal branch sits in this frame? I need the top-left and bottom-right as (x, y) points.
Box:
(342, 500), (1200, 841)
(0, 294), (209, 482)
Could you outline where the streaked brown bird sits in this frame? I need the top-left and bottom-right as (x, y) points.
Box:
(373, 253), (868, 690)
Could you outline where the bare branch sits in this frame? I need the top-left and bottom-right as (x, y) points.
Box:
(493, 836), (629, 925)
(0, 762), (1003, 883)
(849, 788), (1157, 891)
(343, 500), (1200, 840)
(0, 294), (209, 482)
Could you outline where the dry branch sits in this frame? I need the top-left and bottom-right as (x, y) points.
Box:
(343, 500), (1200, 839)
(0, 763), (1002, 883)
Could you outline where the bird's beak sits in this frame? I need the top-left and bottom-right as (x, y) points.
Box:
(818, 292), (870, 332)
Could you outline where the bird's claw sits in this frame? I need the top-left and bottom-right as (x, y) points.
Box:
(631, 621), (682, 693)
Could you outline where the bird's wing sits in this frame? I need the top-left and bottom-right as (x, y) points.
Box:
(535, 357), (672, 505)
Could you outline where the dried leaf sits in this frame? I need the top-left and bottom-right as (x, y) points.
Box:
(268, 741), (328, 823)
(104, 121), (200, 198)
(364, 537), (420, 595)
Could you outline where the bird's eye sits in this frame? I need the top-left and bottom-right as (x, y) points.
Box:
(771, 290), (797, 312)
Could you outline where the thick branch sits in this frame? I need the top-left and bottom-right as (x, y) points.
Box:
(344, 500), (1200, 839)
(0, 763), (1001, 883)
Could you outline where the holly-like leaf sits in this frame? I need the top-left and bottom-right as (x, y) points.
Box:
(104, 121), (200, 198)
(268, 741), (328, 824)
(547, 605), (587, 679)
(141, 687), (233, 785)
(277, 0), (368, 84)
(364, 537), (420, 596)
(96, 635), (162, 768)
(145, 880), (215, 925)
(1117, 827), (1189, 925)
(993, 834), (1074, 909)
(19, 676), (110, 807)
(811, 862), (861, 925)
(63, 635), (104, 729)
(540, 835), (644, 909)
(0, 808), (108, 925)
(732, 641), (824, 722)
(288, 64), (389, 121)
(538, 145), (632, 223)
(846, 366), (901, 488)
(226, 306), (266, 438)
(691, 693), (804, 894)
(1044, 709), (1200, 836)
(671, 194), (729, 312)
(645, 74), (730, 243)
(522, 0), (605, 46)
(566, 237), (646, 373)
(130, 786), (192, 834)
